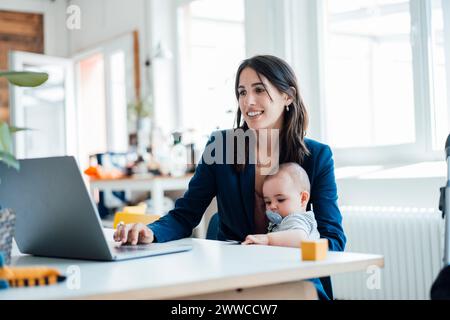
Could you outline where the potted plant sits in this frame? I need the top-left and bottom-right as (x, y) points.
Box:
(0, 70), (48, 264)
(127, 95), (153, 133)
(127, 95), (154, 157)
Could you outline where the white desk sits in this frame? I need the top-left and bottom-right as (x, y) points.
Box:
(0, 230), (384, 300)
(89, 174), (194, 215)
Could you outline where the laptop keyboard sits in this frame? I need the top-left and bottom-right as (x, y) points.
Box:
(107, 241), (193, 259)
(111, 243), (156, 252)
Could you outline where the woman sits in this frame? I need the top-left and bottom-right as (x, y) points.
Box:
(114, 55), (346, 299)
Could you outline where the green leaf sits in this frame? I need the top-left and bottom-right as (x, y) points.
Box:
(9, 126), (29, 133)
(0, 122), (13, 154)
(0, 151), (19, 170)
(0, 71), (48, 87)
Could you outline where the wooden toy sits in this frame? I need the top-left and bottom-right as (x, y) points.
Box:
(113, 212), (160, 229)
(301, 239), (328, 261)
(123, 204), (147, 214)
(0, 253), (65, 289)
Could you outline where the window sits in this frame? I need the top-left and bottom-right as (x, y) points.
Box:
(177, 0), (245, 136)
(430, 0), (449, 151)
(76, 53), (107, 172)
(109, 50), (128, 152)
(74, 33), (134, 172)
(320, 0), (449, 164)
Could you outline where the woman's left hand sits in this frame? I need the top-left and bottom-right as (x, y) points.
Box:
(242, 234), (270, 245)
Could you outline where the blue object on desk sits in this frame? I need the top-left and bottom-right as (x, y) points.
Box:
(0, 252), (8, 290)
(94, 152), (129, 218)
(0, 280), (8, 289)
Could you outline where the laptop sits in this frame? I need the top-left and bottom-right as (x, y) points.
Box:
(0, 156), (192, 261)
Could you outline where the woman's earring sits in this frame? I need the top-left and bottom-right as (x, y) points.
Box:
(286, 105), (290, 112)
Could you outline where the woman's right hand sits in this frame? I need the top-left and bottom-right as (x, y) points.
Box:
(113, 222), (154, 245)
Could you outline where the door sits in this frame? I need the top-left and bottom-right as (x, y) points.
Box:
(9, 33), (135, 167)
(9, 51), (76, 159)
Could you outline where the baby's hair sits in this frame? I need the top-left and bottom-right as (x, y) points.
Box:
(264, 163), (310, 193)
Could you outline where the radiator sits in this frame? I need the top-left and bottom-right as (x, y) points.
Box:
(332, 206), (445, 300)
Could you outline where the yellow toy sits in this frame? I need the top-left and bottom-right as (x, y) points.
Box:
(123, 204), (147, 214)
(301, 239), (328, 261)
(112, 203), (160, 229)
(113, 212), (160, 229)
(0, 253), (65, 289)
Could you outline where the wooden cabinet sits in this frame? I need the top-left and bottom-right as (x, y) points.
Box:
(0, 10), (44, 120)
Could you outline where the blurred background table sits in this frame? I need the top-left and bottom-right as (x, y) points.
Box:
(89, 173), (194, 216)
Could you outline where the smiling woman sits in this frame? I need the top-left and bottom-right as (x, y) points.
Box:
(115, 54), (346, 300)
(234, 55), (310, 167)
(237, 68), (288, 130)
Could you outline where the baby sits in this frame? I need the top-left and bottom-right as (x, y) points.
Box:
(242, 162), (320, 247)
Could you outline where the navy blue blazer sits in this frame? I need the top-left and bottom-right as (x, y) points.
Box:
(148, 130), (346, 253)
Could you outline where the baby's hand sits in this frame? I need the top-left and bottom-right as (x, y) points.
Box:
(242, 234), (270, 246)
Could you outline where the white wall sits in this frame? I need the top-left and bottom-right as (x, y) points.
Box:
(67, 0), (149, 98)
(286, 0), (323, 141)
(337, 177), (445, 209)
(148, 0), (178, 133)
(68, 0), (147, 54)
(245, 0), (284, 58)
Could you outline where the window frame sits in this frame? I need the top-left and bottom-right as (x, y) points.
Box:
(316, 0), (449, 167)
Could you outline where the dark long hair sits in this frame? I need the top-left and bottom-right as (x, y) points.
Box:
(233, 55), (310, 172)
